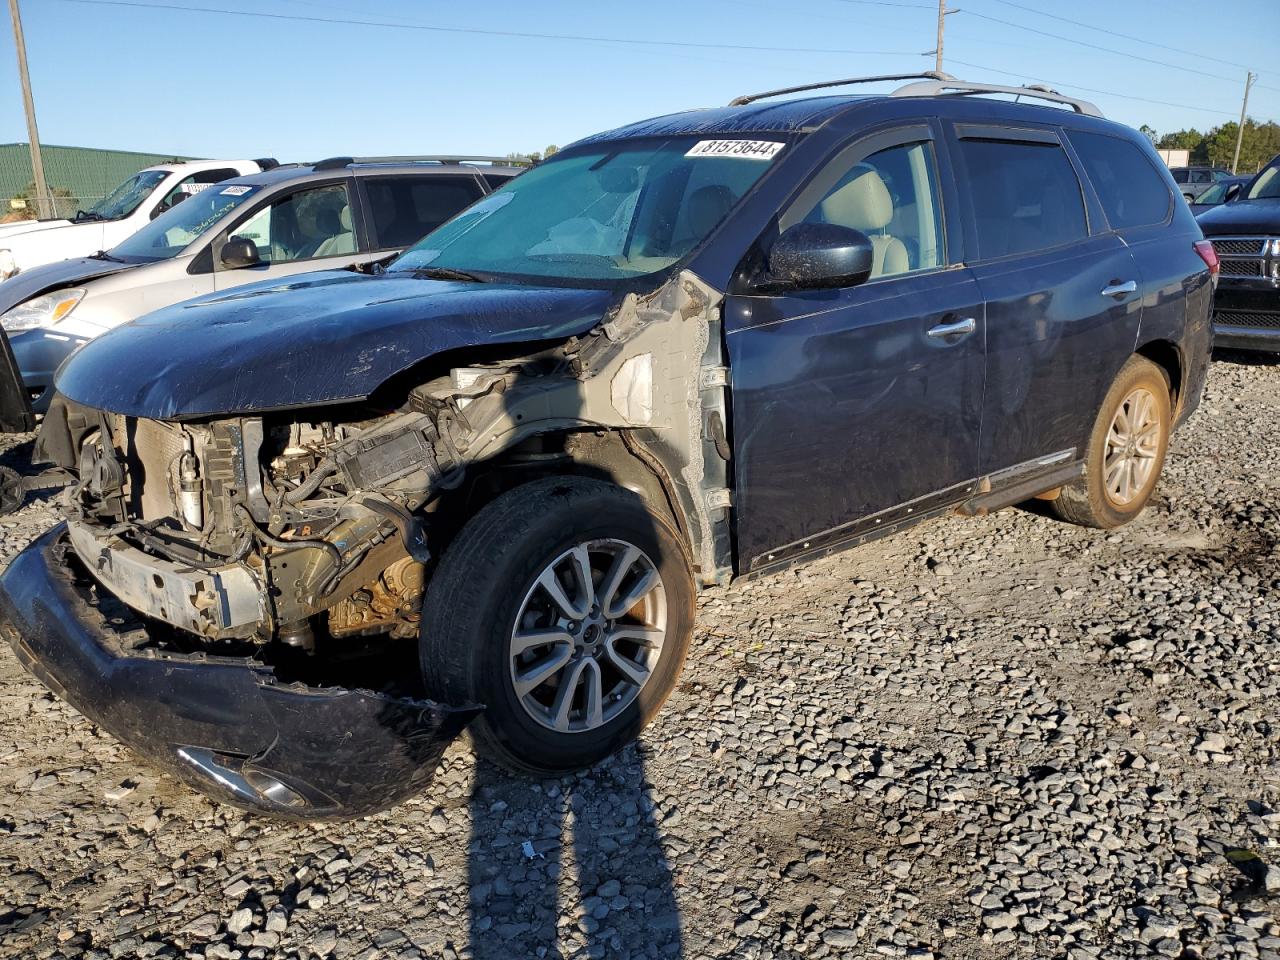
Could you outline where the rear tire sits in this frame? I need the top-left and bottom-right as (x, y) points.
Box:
(420, 476), (696, 775)
(1051, 356), (1171, 529)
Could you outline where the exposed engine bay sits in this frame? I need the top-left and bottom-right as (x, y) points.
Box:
(31, 271), (733, 655)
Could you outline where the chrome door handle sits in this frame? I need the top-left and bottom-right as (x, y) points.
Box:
(927, 317), (977, 339)
(1101, 280), (1137, 298)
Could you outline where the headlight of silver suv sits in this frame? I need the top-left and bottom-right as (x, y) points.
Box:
(0, 288), (86, 332)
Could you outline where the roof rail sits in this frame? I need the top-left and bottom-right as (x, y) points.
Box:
(311, 155), (528, 171)
(890, 79), (1103, 117)
(729, 72), (956, 106)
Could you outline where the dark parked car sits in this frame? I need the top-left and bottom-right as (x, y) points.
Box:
(1170, 165), (1234, 201)
(1189, 176), (1251, 216)
(0, 73), (1215, 819)
(1196, 154), (1280, 351)
(0, 157), (524, 426)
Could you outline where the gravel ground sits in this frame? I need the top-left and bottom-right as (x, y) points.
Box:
(1, 353), (1277, 960)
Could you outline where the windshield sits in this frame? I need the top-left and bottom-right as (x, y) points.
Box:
(1245, 165), (1280, 200)
(1196, 182), (1229, 205)
(82, 170), (169, 221)
(389, 136), (786, 283)
(111, 183), (260, 262)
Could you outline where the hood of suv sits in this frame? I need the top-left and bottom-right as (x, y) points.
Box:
(54, 270), (616, 420)
(1196, 198), (1280, 236)
(0, 256), (134, 315)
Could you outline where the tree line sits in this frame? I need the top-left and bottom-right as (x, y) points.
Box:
(1139, 118), (1280, 173)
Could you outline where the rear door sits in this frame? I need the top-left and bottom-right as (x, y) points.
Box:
(1066, 129), (1189, 375)
(948, 124), (1141, 475)
(727, 124), (987, 573)
(356, 173), (488, 254)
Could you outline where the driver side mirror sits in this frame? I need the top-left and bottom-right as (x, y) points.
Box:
(761, 222), (874, 291)
(220, 236), (261, 269)
(1224, 183), (1242, 202)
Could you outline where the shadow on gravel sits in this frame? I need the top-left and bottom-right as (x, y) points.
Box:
(1211, 347), (1280, 368)
(466, 746), (683, 959)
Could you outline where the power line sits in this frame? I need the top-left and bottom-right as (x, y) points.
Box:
(828, 0), (934, 8)
(978, 0), (1280, 92)
(53, 0), (924, 56)
(945, 56), (1241, 118)
(959, 8), (1253, 88)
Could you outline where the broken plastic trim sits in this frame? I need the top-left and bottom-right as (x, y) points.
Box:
(0, 524), (480, 820)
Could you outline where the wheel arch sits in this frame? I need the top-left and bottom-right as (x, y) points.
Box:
(1134, 338), (1183, 413)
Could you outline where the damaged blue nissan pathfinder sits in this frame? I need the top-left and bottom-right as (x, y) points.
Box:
(0, 74), (1215, 819)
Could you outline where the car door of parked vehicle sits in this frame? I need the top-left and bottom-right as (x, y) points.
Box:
(948, 125), (1142, 476)
(726, 124), (987, 573)
(210, 180), (367, 290)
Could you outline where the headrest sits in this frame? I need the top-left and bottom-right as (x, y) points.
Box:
(338, 204), (352, 231)
(819, 166), (893, 231)
(687, 184), (735, 236)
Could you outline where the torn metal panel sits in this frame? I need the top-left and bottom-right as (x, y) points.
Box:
(52, 271), (613, 420)
(0, 525), (478, 820)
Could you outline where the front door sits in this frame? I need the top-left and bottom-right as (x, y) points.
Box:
(212, 180), (367, 290)
(727, 126), (986, 574)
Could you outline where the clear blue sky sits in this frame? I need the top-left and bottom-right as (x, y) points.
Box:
(2, 0), (1277, 162)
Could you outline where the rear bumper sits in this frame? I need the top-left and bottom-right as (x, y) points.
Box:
(0, 524), (480, 820)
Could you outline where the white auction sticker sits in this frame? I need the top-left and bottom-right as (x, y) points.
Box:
(685, 139), (784, 160)
(220, 185), (253, 196)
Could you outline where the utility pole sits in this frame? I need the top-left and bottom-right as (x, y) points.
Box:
(1231, 71), (1257, 175)
(8, 0), (51, 219)
(933, 0), (958, 74)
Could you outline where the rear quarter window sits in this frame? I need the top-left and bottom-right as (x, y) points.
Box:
(1069, 131), (1172, 230)
(957, 138), (1088, 260)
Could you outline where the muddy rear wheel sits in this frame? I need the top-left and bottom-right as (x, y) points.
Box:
(419, 476), (695, 775)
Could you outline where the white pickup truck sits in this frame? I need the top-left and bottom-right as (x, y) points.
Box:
(0, 158), (274, 281)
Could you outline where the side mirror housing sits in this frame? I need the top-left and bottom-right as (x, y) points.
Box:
(220, 236), (261, 269)
(762, 222), (874, 291)
(1224, 183), (1242, 202)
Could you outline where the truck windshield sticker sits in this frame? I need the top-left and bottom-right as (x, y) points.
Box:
(685, 140), (785, 160)
(220, 185), (253, 196)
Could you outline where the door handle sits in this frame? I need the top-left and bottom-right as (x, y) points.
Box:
(1101, 279), (1137, 298)
(926, 317), (977, 340)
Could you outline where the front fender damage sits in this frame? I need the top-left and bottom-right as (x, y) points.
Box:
(0, 525), (479, 819)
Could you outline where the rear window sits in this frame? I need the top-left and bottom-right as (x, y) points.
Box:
(958, 138), (1088, 259)
(1069, 131), (1171, 230)
(363, 175), (485, 249)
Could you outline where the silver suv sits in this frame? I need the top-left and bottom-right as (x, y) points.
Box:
(0, 157), (523, 422)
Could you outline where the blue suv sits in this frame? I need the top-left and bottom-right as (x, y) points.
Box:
(0, 73), (1215, 819)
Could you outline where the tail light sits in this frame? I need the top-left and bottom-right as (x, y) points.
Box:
(1193, 239), (1219, 276)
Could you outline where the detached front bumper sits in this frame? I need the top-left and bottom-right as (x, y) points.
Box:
(0, 524), (480, 820)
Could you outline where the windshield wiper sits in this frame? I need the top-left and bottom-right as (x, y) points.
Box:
(89, 249), (122, 262)
(411, 266), (487, 283)
(73, 210), (105, 223)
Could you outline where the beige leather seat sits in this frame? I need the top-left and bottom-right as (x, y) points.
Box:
(818, 168), (909, 278)
(312, 204), (355, 258)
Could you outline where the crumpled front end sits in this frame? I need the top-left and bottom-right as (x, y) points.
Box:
(0, 525), (479, 819)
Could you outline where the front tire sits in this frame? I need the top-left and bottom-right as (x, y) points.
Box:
(420, 476), (696, 775)
(1051, 356), (1171, 529)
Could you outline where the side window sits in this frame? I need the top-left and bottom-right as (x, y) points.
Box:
(1069, 131), (1171, 230)
(957, 138), (1088, 260)
(157, 168), (240, 212)
(483, 173), (514, 191)
(363, 176), (484, 249)
(790, 140), (944, 280)
(1191, 169), (1213, 184)
(227, 183), (354, 265)
(1171, 169), (1189, 184)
